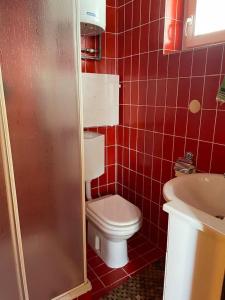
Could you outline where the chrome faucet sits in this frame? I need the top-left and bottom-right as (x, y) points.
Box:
(174, 152), (196, 175)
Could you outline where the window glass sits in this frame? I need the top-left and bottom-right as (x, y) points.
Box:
(195, 0), (225, 35)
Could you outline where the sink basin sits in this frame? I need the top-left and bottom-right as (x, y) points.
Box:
(163, 173), (225, 300)
(163, 173), (225, 236)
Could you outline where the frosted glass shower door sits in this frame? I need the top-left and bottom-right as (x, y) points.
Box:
(0, 0), (86, 299)
(0, 147), (21, 300)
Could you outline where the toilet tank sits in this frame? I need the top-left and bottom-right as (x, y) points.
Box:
(84, 131), (105, 181)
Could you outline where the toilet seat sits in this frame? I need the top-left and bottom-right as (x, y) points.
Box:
(86, 195), (142, 268)
(86, 195), (142, 238)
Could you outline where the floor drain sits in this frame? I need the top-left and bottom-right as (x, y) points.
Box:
(215, 215), (225, 220)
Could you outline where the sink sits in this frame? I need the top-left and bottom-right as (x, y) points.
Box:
(163, 173), (225, 236)
(162, 173), (225, 300)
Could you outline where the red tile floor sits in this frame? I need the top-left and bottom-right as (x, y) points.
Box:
(87, 233), (165, 299)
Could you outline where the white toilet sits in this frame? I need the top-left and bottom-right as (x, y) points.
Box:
(84, 131), (142, 268)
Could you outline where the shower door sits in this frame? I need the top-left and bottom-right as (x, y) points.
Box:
(0, 138), (21, 300)
(0, 0), (87, 299)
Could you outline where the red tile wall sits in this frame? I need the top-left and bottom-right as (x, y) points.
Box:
(82, 0), (118, 198)
(116, 0), (225, 251)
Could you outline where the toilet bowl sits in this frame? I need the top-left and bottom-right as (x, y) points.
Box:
(86, 194), (142, 268)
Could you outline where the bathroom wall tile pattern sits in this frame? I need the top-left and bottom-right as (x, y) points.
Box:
(116, 0), (225, 251)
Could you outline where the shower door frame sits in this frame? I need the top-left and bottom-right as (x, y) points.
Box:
(0, 0), (90, 299)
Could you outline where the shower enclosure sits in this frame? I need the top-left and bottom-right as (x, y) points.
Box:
(0, 0), (89, 299)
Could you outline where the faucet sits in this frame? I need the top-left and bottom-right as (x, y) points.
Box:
(174, 152), (196, 175)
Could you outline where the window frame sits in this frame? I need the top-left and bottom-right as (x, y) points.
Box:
(183, 0), (225, 49)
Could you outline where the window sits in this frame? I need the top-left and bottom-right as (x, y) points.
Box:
(183, 0), (225, 49)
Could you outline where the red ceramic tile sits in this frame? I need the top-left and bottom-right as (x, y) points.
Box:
(137, 152), (145, 174)
(153, 132), (163, 157)
(143, 154), (152, 178)
(154, 107), (165, 132)
(177, 77), (190, 107)
(132, 0), (141, 27)
(166, 78), (178, 107)
(94, 264), (114, 277)
(164, 107), (176, 134)
(88, 256), (104, 269)
(128, 234), (147, 248)
(197, 142), (212, 172)
(141, 0), (150, 24)
(125, 2), (133, 30)
(192, 48), (207, 76)
(145, 107), (155, 131)
(142, 248), (164, 263)
(179, 50), (193, 77)
(143, 199), (151, 219)
(131, 81), (139, 105)
(123, 256), (147, 274)
(190, 76), (204, 103)
(149, 223), (159, 244)
(100, 269), (127, 286)
(206, 45), (223, 75)
(118, 6), (125, 33)
(139, 53), (149, 80)
(211, 144), (225, 173)
(128, 248), (139, 260)
(161, 160), (172, 184)
(137, 129), (145, 152)
(175, 108), (187, 137)
(91, 278), (105, 294)
(200, 110), (216, 142)
(151, 202), (160, 225)
(149, 20), (160, 51)
(87, 267), (96, 281)
(186, 110), (201, 139)
(139, 81), (148, 105)
(156, 79), (167, 106)
(131, 55), (140, 80)
(124, 30), (132, 57)
(135, 241), (155, 256)
(152, 157), (162, 181)
(106, 7), (116, 33)
(148, 51), (158, 79)
(167, 52), (180, 78)
(140, 24), (150, 53)
(150, 0), (161, 21)
(131, 27), (140, 55)
(214, 110), (225, 144)
(151, 180), (161, 204)
(163, 134), (174, 161)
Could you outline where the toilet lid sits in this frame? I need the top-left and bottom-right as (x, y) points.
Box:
(86, 195), (142, 227)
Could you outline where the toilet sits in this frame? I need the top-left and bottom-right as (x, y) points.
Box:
(84, 131), (142, 268)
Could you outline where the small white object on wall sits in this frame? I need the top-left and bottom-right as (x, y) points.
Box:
(82, 73), (119, 128)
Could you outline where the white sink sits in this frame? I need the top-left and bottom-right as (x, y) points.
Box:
(162, 173), (225, 300)
(163, 173), (225, 236)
